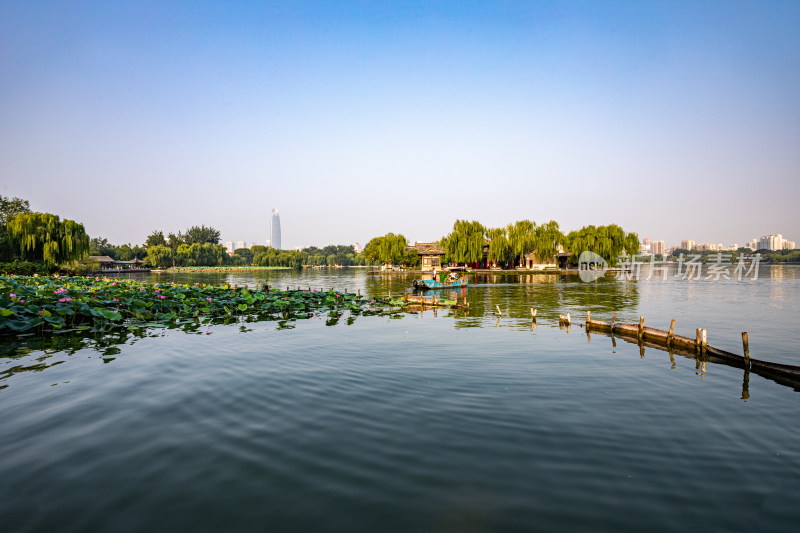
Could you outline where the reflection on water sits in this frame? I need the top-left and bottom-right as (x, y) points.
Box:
(2, 268), (800, 533)
(2, 304), (799, 533)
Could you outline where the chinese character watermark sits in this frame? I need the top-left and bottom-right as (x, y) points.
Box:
(578, 252), (761, 282)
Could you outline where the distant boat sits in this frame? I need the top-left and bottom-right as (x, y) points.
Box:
(412, 276), (468, 290)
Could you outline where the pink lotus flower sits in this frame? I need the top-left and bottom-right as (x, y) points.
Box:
(206, 297), (212, 302)
(9, 293), (16, 298)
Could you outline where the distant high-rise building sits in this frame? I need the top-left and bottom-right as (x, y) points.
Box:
(234, 240), (247, 250)
(759, 234), (783, 251)
(783, 240), (796, 250)
(224, 241), (234, 254)
(270, 209), (281, 250)
(651, 241), (665, 256)
(353, 242), (362, 254)
(681, 240), (695, 251)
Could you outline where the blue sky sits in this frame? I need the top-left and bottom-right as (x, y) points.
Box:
(1, 1), (798, 249)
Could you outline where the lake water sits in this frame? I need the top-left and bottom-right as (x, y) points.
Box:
(2, 266), (799, 532)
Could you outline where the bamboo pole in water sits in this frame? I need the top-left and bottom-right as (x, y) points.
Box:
(742, 332), (750, 367)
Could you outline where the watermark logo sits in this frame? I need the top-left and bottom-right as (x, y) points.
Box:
(578, 251), (608, 282)
(577, 252), (761, 282)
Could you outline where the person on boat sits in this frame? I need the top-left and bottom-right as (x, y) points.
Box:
(431, 267), (437, 282)
(449, 271), (458, 280)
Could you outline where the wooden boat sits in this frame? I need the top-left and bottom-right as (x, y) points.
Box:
(412, 276), (468, 290)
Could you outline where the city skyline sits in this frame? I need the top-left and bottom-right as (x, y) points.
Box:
(2, 2), (798, 249)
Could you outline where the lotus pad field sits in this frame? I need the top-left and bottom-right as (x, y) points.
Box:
(0, 275), (407, 336)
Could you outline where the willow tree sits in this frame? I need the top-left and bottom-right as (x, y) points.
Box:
(7, 213), (90, 265)
(529, 220), (564, 264)
(363, 233), (409, 265)
(441, 220), (485, 266)
(146, 245), (174, 268)
(507, 220), (536, 266)
(487, 227), (512, 266)
(564, 224), (638, 265)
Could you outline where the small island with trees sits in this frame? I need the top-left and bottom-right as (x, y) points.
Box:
(1, 193), (793, 278)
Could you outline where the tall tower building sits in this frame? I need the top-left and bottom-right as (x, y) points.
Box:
(270, 209), (281, 250)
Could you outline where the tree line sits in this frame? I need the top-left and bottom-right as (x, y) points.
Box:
(363, 220), (640, 268)
(0, 193), (642, 273)
(668, 247), (800, 264)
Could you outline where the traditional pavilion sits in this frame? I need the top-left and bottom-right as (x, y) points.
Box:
(523, 251), (572, 270)
(408, 242), (445, 272)
(89, 256), (149, 272)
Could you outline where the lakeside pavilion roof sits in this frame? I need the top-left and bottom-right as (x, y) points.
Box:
(408, 242), (445, 256)
(89, 255), (116, 264)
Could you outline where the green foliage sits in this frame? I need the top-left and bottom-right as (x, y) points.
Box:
(669, 248), (799, 264)
(531, 221), (564, 265)
(145, 245), (174, 268)
(764, 249), (800, 263)
(486, 227), (512, 265)
(506, 220), (535, 266)
(441, 220), (486, 265)
(88, 238), (145, 261)
(362, 233), (410, 265)
(145, 230), (167, 248)
(0, 195), (31, 226)
(177, 243), (229, 266)
(7, 213), (90, 265)
(403, 248), (420, 267)
(252, 248), (307, 269)
(89, 237), (118, 259)
(183, 225), (221, 245)
(564, 224), (638, 266)
(167, 232), (183, 252)
(233, 248), (254, 265)
(0, 261), (54, 276)
(0, 196), (33, 261)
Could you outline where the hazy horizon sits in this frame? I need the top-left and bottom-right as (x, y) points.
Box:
(2, 1), (798, 249)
